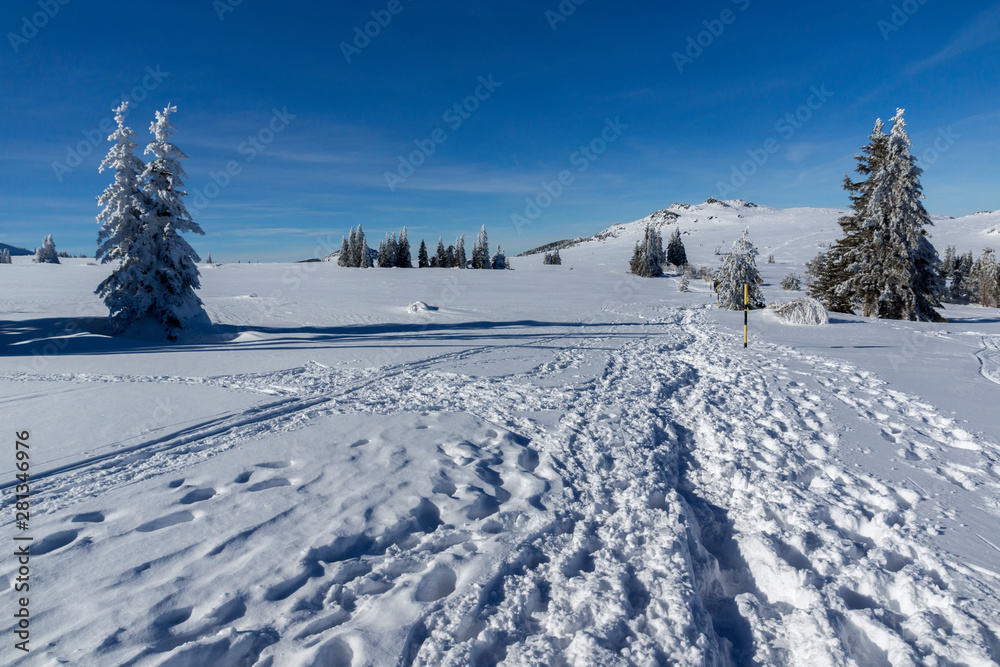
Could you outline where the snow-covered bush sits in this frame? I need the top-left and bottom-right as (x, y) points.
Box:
(781, 273), (801, 291)
(769, 298), (829, 325)
(34, 235), (60, 264)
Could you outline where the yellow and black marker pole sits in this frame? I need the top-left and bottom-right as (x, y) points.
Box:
(743, 283), (748, 348)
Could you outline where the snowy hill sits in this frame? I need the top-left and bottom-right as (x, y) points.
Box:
(520, 199), (999, 280)
(2, 203), (1000, 665)
(0, 242), (32, 256)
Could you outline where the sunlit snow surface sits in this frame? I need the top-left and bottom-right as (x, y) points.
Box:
(2, 201), (1000, 665)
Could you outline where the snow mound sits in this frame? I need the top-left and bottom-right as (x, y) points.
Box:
(406, 301), (438, 313)
(768, 298), (829, 325)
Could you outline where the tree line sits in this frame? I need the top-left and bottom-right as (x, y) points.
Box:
(337, 224), (509, 270)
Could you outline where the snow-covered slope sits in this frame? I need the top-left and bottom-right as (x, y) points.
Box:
(1, 202), (999, 665)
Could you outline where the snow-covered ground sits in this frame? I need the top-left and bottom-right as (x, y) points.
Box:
(2, 201), (1000, 665)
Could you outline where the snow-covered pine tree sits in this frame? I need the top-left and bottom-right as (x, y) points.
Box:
(472, 226), (489, 269)
(446, 245), (455, 268)
(629, 225), (665, 277)
(377, 233), (397, 268)
(841, 109), (942, 321)
(455, 235), (467, 268)
(716, 228), (765, 310)
(543, 250), (562, 265)
(418, 240), (429, 268)
(809, 119), (890, 314)
(1, 249), (11, 264)
(491, 245), (507, 270)
(666, 228), (687, 268)
(974, 248), (999, 308)
(435, 238), (448, 268)
(95, 102), (147, 330)
(377, 238), (388, 267)
(34, 235), (60, 264)
(125, 104), (207, 337)
(352, 224), (372, 268)
(396, 227), (412, 267)
(679, 274), (689, 292)
(341, 231), (354, 267)
(942, 245), (956, 275)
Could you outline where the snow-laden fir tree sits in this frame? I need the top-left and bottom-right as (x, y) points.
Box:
(666, 227), (687, 268)
(973, 248), (999, 308)
(629, 225), (665, 277)
(942, 245), (956, 276)
(1, 249), (11, 264)
(472, 226), (490, 269)
(839, 109), (942, 321)
(377, 238), (388, 267)
(96, 102), (147, 315)
(418, 240), (429, 268)
(337, 234), (354, 267)
(446, 245), (455, 268)
(716, 228), (765, 310)
(455, 235), (467, 268)
(123, 104), (207, 337)
(378, 233), (398, 267)
(396, 227), (411, 268)
(350, 224), (372, 268)
(435, 238), (448, 267)
(808, 119), (889, 313)
(491, 244), (507, 270)
(34, 235), (60, 264)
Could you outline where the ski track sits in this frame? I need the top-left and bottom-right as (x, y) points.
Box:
(5, 307), (1000, 665)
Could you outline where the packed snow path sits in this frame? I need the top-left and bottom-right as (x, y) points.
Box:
(3, 306), (1000, 665)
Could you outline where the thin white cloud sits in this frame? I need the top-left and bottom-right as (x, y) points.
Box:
(905, 3), (1000, 75)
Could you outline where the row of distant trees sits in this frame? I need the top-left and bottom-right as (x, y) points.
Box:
(338, 224), (509, 270)
(0, 235), (90, 264)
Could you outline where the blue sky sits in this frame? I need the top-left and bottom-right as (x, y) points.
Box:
(2, 0), (999, 261)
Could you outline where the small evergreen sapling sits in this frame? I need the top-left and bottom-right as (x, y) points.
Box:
(781, 273), (802, 291)
(716, 228), (765, 310)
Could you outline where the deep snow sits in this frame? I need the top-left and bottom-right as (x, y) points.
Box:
(1, 201), (999, 665)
